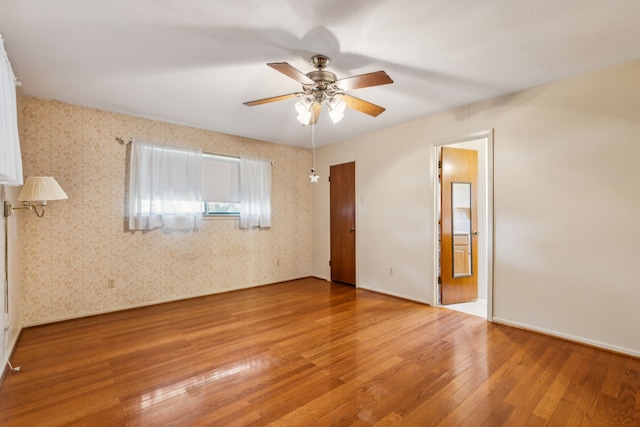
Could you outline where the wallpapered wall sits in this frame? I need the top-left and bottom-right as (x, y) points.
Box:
(17, 96), (312, 326)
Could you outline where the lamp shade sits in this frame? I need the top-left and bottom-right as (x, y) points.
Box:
(17, 176), (68, 202)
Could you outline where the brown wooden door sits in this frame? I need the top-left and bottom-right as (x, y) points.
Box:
(330, 162), (356, 285)
(440, 147), (478, 304)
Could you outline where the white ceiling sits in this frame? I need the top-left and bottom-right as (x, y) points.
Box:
(1, 0), (640, 148)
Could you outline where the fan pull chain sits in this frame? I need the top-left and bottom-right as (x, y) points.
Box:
(309, 124), (319, 183)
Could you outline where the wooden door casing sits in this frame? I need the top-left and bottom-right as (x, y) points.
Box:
(330, 162), (356, 285)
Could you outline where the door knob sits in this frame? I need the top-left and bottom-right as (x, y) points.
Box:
(349, 227), (355, 233)
(472, 230), (479, 236)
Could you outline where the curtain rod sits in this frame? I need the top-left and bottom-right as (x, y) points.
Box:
(116, 137), (273, 164)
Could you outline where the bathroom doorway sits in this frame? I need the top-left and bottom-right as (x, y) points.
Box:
(435, 131), (493, 319)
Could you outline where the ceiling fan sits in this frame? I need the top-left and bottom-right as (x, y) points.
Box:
(243, 54), (393, 125)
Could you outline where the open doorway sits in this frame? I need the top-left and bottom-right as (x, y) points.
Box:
(435, 130), (493, 319)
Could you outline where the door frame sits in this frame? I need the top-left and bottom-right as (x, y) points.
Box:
(433, 130), (494, 320)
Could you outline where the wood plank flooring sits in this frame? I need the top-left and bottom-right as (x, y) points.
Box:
(0, 277), (638, 426)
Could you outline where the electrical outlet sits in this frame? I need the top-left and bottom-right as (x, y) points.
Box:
(108, 279), (115, 289)
(389, 268), (394, 276)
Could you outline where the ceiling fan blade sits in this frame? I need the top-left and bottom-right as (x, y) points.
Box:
(308, 103), (322, 125)
(268, 62), (315, 85)
(342, 94), (386, 117)
(243, 93), (300, 106)
(335, 71), (393, 91)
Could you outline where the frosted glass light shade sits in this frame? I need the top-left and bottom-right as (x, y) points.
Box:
(329, 109), (344, 124)
(295, 98), (313, 125)
(329, 98), (346, 114)
(295, 98), (311, 115)
(17, 176), (68, 202)
(328, 98), (346, 124)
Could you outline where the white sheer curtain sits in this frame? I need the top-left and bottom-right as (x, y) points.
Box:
(0, 33), (23, 186)
(239, 157), (271, 229)
(129, 141), (202, 232)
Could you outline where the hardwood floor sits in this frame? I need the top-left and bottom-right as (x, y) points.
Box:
(0, 277), (638, 426)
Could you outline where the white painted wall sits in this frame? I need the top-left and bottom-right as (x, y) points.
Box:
(312, 59), (640, 356)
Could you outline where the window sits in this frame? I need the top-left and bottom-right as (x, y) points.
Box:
(129, 143), (270, 227)
(201, 153), (240, 216)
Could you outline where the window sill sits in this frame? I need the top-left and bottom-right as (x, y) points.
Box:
(203, 214), (239, 220)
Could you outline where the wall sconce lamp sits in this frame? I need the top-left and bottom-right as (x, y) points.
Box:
(3, 176), (68, 218)
(3, 176), (67, 369)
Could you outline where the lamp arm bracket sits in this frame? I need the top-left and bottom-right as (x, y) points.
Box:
(3, 201), (48, 217)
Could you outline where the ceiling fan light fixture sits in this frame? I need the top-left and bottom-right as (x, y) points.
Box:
(295, 98), (312, 114)
(328, 98), (346, 124)
(244, 55), (393, 125)
(295, 98), (313, 124)
(297, 111), (311, 125)
(329, 98), (346, 113)
(329, 109), (344, 124)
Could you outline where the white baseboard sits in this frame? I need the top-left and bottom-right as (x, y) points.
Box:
(357, 285), (432, 305)
(492, 317), (639, 358)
